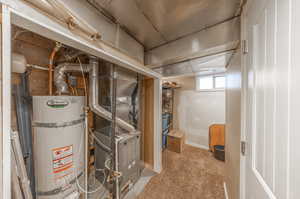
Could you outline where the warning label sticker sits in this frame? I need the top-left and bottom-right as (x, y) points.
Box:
(52, 145), (73, 174)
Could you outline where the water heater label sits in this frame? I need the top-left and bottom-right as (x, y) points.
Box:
(47, 99), (69, 109)
(52, 145), (73, 174)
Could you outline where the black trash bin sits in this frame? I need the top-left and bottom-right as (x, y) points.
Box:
(214, 145), (225, 161)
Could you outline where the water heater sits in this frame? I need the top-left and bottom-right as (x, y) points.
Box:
(32, 96), (84, 198)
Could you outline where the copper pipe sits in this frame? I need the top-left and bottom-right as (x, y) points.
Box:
(48, 42), (62, 95)
(48, 51), (56, 95)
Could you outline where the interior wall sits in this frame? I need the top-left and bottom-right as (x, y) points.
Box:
(167, 76), (225, 149)
(225, 50), (241, 199)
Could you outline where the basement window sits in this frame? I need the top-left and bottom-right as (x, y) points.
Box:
(214, 76), (226, 89)
(196, 75), (225, 91)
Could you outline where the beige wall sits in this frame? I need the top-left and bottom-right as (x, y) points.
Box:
(225, 50), (241, 199)
(167, 76), (225, 149)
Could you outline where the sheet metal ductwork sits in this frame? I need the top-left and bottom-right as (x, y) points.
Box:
(54, 57), (135, 132)
(89, 57), (136, 132)
(154, 51), (233, 77)
(115, 67), (139, 128)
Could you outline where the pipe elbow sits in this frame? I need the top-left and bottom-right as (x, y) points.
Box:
(54, 65), (69, 94)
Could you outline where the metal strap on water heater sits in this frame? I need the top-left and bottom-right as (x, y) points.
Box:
(33, 118), (84, 128)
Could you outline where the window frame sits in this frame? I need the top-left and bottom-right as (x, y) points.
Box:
(196, 74), (225, 92)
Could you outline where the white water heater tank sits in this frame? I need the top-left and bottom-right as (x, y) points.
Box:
(32, 96), (85, 198)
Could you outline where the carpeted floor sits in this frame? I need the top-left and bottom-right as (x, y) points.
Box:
(136, 145), (225, 199)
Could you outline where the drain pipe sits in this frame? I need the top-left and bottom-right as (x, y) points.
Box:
(89, 57), (136, 132)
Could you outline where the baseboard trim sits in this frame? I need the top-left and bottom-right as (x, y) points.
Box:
(224, 182), (229, 199)
(185, 141), (209, 150)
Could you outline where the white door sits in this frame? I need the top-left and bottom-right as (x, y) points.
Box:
(242, 0), (297, 198)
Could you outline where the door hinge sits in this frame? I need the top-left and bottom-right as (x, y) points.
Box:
(241, 40), (248, 54)
(241, 141), (246, 156)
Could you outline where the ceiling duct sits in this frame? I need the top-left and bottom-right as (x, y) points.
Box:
(155, 51), (233, 77)
(87, 0), (241, 49)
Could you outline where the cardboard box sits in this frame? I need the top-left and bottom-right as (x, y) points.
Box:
(167, 130), (185, 153)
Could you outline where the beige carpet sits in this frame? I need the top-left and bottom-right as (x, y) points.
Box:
(137, 145), (225, 199)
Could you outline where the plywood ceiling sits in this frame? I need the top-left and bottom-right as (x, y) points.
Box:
(87, 0), (241, 50)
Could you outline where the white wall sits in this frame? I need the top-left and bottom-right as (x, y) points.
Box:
(168, 76), (225, 149)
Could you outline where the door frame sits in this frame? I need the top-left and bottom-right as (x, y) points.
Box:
(240, 3), (248, 199)
(1, 4), (12, 199)
(240, 0), (256, 198)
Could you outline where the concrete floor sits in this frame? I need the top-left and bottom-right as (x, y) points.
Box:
(136, 145), (225, 199)
(124, 168), (157, 199)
